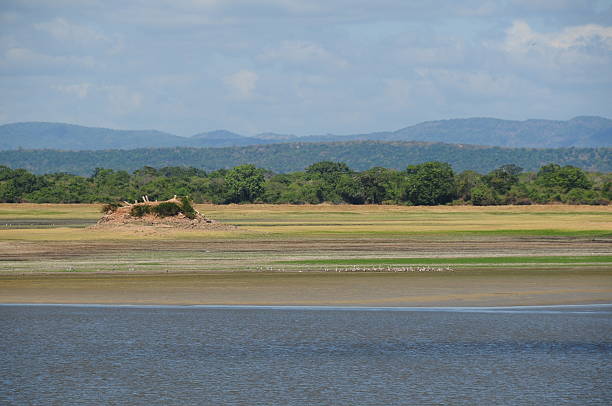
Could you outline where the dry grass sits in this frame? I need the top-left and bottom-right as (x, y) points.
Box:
(0, 203), (101, 219)
(1, 203), (610, 240)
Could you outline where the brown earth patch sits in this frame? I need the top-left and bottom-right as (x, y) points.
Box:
(90, 198), (238, 232)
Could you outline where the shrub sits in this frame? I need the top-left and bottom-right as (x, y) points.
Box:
(130, 204), (152, 217)
(152, 202), (182, 217)
(471, 185), (497, 206)
(101, 202), (121, 213)
(179, 196), (197, 219)
(563, 188), (607, 205)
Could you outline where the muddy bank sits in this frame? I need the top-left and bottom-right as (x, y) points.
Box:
(1, 271), (611, 307)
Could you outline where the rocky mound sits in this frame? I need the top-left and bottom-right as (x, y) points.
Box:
(91, 196), (237, 231)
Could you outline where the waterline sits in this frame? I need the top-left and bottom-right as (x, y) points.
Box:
(2, 302), (611, 314)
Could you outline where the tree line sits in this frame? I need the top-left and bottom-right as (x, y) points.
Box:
(0, 161), (610, 205)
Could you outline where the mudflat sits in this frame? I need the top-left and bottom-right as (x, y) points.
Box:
(2, 270), (612, 307)
(0, 204), (610, 306)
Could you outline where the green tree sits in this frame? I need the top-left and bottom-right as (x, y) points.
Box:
(455, 170), (483, 202)
(0, 168), (45, 202)
(336, 174), (365, 204)
(92, 168), (133, 201)
(402, 162), (455, 205)
(562, 188), (603, 205)
(225, 164), (265, 203)
(25, 173), (92, 203)
(471, 184), (498, 206)
(536, 164), (592, 192)
(304, 161), (352, 202)
(305, 161), (352, 182)
(358, 167), (396, 204)
(485, 164), (522, 195)
(262, 173), (294, 203)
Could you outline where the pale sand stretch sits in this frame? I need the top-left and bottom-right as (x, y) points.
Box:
(1, 271), (611, 307)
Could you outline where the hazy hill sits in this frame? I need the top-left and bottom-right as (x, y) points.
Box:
(381, 116), (612, 148)
(0, 122), (186, 150)
(1, 141), (608, 176)
(190, 130), (279, 147)
(0, 116), (610, 150)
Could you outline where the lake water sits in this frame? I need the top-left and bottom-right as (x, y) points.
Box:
(1, 304), (611, 405)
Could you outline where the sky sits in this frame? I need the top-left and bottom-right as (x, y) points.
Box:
(1, 0), (611, 137)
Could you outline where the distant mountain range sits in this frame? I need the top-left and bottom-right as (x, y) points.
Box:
(1, 116), (611, 150)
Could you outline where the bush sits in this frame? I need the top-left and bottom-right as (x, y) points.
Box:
(130, 204), (151, 217)
(101, 202), (121, 213)
(563, 188), (607, 205)
(179, 196), (197, 219)
(152, 202), (182, 217)
(471, 185), (497, 206)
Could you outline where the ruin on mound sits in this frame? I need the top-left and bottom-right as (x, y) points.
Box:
(93, 196), (237, 230)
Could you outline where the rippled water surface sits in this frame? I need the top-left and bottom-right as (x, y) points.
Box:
(1, 305), (611, 405)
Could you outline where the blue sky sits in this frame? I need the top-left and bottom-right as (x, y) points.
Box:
(1, 0), (611, 136)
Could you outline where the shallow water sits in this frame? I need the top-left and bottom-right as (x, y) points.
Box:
(1, 304), (611, 405)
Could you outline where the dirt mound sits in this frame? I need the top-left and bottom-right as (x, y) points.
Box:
(91, 197), (238, 231)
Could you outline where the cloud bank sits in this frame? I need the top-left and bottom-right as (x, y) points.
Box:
(0, 0), (610, 136)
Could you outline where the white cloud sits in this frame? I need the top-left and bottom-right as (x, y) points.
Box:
(224, 70), (258, 99)
(1, 47), (95, 72)
(1, 0), (611, 135)
(382, 78), (413, 109)
(503, 20), (612, 56)
(53, 83), (92, 99)
(504, 20), (612, 52)
(34, 17), (124, 54)
(35, 18), (107, 43)
(51, 83), (142, 112)
(509, 0), (580, 12)
(498, 20), (612, 84)
(548, 24), (612, 49)
(416, 68), (538, 99)
(259, 40), (347, 69)
(102, 85), (143, 114)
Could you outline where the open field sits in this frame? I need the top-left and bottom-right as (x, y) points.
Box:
(0, 203), (610, 306)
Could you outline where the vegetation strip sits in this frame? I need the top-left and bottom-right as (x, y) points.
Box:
(1, 160), (610, 206)
(281, 256), (612, 266)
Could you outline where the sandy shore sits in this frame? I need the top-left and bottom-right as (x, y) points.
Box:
(1, 271), (611, 307)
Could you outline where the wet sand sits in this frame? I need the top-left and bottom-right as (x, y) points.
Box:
(1, 270), (611, 307)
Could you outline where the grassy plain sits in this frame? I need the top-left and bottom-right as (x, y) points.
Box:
(0, 203), (610, 306)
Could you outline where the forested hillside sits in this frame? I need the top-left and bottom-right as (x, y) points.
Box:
(0, 141), (609, 176)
